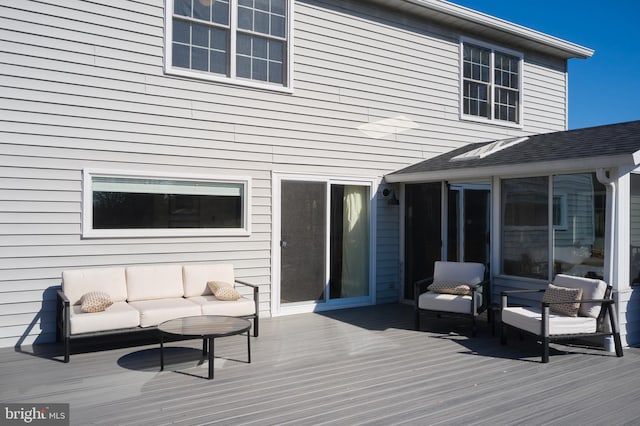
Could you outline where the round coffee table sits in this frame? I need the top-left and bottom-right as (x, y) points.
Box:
(158, 315), (251, 380)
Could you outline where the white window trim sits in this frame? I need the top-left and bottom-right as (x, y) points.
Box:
(164, 0), (294, 93)
(82, 168), (252, 238)
(459, 37), (524, 128)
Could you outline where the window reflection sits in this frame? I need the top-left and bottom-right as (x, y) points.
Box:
(553, 173), (605, 279)
(500, 173), (606, 281)
(501, 177), (549, 279)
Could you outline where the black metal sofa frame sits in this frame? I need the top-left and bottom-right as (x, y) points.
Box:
(56, 280), (259, 363)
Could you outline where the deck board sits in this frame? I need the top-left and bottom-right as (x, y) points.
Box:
(1, 303), (639, 425)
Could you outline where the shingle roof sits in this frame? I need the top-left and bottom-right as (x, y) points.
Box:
(387, 120), (640, 182)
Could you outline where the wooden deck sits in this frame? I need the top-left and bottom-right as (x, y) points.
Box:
(1, 303), (639, 425)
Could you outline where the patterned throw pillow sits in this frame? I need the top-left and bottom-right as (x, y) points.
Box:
(207, 280), (233, 294)
(428, 280), (472, 296)
(214, 286), (241, 301)
(542, 283), (583, 317)
(80, 291), (113, 313)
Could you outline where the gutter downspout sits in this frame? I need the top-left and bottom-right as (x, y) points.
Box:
(596, 168), (616, 352)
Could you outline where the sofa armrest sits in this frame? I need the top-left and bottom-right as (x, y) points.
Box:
(235, 279), (259, 337)
(235, 279), (258, 289)
(235, 279), (259, 314)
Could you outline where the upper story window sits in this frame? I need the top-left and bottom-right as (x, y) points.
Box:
(461, 39), (522, 126)
(166, 0), (292, 90)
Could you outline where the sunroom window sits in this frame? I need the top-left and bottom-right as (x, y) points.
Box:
(462, 40), (522, 125)
(83, 170), (250, 238)
(166, 0), (290, 89)
(501, 173), (606, 280)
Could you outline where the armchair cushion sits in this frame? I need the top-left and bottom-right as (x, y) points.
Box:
(502, 306), (597, 335)
(418, 292), (473, 314)
(552, 274), (607, 318)
(542, 284), (583, 317)
(433, 261), (484, 285)
(428, 280), (472, 296)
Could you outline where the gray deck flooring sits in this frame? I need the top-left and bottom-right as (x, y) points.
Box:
(1, 303), (639, 425)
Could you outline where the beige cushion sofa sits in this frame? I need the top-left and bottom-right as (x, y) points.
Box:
(57, 263), (259, 362)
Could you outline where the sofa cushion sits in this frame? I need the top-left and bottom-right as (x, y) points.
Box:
(62, 267), (127, 305)
(428, 280), (472, 296)
(542, 284), (583, 317)
(126, 265), (184, 302)
(502, 306), (597, 336)
(182, 264), (236, 297)
(80, 292), (113, 313)
(552, 274), (607, 318)
(188, 295), (256, 316)
(69, 301), (140, 335)
(128, 298), (201, 327)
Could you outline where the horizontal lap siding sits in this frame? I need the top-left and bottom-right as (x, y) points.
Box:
(0, 0), (570, 346)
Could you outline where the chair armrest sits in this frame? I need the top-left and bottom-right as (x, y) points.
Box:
(501, 289), (545, 295)
(414, 277), (434, 294)
(501, 289), (544, 309)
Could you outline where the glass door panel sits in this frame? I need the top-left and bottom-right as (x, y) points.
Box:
(464, 189), (490, 264)
(329, 185), (370, 299)
(404, 183), (442, 300)
(280, 181), (326, 303)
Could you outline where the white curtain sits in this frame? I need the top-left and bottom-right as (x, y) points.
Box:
(341, 185), (369, 297)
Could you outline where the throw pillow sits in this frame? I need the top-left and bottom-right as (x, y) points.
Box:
(80, 291), (113, 313)
(207, 280), (233, 294)
(428, 280), (472, 296)
(542, 283), (583, 317)
(214, 286), (241, 301)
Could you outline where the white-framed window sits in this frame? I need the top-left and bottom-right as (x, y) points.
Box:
(165, 0), (293, 91)
(82, 169), (251, 238)
(460, 38), (523, 126)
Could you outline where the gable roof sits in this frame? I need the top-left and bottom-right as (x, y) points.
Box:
(369, 0), (593, 59)
(386, 121), (640, 183)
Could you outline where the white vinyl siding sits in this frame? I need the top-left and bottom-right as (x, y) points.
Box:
(0, 0), (570, 347)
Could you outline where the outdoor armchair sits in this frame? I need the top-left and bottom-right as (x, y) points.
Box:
(414, 261), (488, 337)
(500, 274), (623, 363)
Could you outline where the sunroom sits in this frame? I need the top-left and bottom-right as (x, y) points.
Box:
(385, 120), (640, 347)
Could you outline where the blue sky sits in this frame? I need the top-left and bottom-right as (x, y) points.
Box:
(451, 0), (640, 130)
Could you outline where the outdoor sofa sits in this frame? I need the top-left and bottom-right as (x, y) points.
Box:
(57, 263), (259, 362)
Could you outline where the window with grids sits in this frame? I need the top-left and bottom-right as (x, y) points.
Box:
(462, 41), (521, 124)
(168, 0), (289, 87)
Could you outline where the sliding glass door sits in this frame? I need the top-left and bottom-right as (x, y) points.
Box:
(278, 178), (372, 310)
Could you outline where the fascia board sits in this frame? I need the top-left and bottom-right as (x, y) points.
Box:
(386, 154), (637, 183)
(400, 0), (594, 59)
